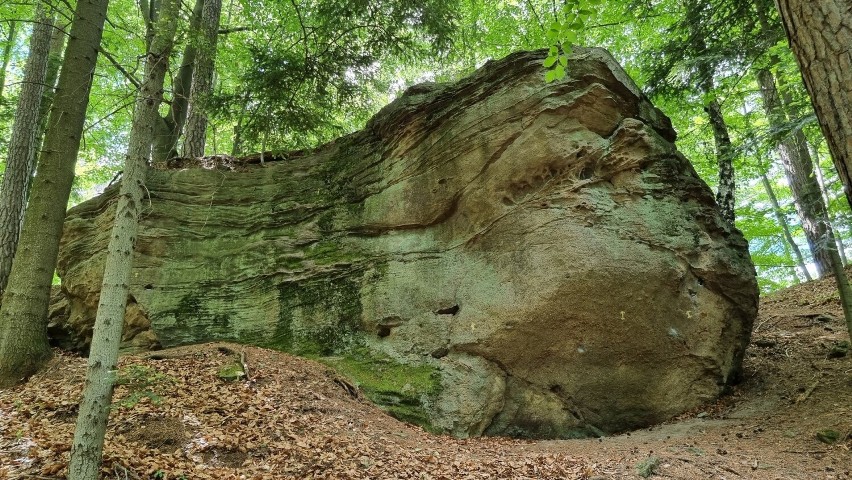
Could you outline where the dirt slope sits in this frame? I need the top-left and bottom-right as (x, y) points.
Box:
(1, 276), (850, 479)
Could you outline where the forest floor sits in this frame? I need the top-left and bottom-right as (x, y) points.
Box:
(1, 275), (850, 479)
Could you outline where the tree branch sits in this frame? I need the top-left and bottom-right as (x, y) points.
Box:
(218, 26), (252, 34)
(99, 48), (142, 89)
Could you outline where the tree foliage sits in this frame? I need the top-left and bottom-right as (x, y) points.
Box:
(0, 0), (849, 300)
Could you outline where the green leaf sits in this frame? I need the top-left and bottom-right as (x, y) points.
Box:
(563, 30), (578, 43)
(543, 55), (558, 68)
(545, 70), (558, 83)
(559, 55), (568, 67)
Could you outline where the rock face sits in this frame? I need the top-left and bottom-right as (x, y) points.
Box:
(55, 48), (759, 438)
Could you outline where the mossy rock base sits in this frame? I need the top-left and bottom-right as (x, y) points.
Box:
(319, 348), (441, 432)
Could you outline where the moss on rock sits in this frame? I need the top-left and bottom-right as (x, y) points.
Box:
(273, 273), (363, 355)
(320, 348), (442, 431)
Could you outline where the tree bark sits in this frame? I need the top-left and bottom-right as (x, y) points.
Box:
(0, 21), (16, 102)
(811, 144), (848, 266)
(703, 96), (737, 227)
(68, 0), (178, 476)
(775, 0), (852, 213)
(0, 2), (55, 296)
(757, 67), (836, 277)
(182, 0), (222, 156)
(760, 173), (811, 282)
(152, 0), (204, 163)
(0, 0), (108, 388)
(32, 12), (71, 181)
(686, 0), (736, 226)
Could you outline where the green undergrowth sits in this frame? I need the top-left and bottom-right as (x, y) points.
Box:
(318, 347), (442, 432)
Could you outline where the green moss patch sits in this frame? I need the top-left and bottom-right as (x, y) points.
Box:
(305, 241), (360, 265)
(273, 274), (363, 355)
(320, 348), (442, 432)
(217, 361), (246, 381)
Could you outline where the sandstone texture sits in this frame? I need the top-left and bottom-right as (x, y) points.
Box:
(55, 48), (759, 438)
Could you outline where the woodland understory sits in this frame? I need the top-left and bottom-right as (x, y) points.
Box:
(0, 0), (851, 478)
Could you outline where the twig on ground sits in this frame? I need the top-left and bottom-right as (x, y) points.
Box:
(795, 380), (819, 403)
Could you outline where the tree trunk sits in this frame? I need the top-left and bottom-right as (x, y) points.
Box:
(231, 91), (250, 156)
(760, 173), (811, 282)
(32, 12), (71, 183)
(182, 0), (222, 156)
(67, 0), (179, 476)
(0, 2), (55, 296)
(757, 67), (835, 277)
(152, 0), (204, 163)
(811, 144), (848, 266)
(686, 0), (736, 226)
(828, 242), (852, 342)
(0, 0), (108, 388)
(0, 21), (16, 102)
(703, 97), (737, 226)
(775, 0), (852, 213)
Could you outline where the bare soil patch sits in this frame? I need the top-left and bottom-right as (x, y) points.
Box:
(0, 277), (850, 479)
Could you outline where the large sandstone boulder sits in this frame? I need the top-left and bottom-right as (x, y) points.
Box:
(55, 48), (758, 438)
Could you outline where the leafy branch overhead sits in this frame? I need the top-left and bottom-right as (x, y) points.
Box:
(543, 0), (602, 82)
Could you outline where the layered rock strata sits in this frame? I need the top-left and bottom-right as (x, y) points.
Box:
(54, 47), (759, 438)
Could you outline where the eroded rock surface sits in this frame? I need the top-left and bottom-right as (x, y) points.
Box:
(55, 48), (759, 438)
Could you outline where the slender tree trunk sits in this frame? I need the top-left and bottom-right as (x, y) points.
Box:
(811, 144), (848, 266)
(152, 0), (204, 163)
(231, 91), (250, 156)
(0, 0), (109, 388)
(32, 13), (71, 181)
(67, 0), (178, 476)
(686, 0), (736, 226)
(828, 244), (852, 341)
(0, 2), (55, 296)
(0, 21), (16, 102)
(703, 96), (737, 226)
(775, 0), (852, 215)
(183, 0), (222, 156)
(757, 67), (836, 277)
(760, 173), (811, 282)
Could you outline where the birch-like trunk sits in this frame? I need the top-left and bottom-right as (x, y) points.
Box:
(703, 96), (737, 227)
(68, 0), (179, 477)
(687, 0), (736, 226)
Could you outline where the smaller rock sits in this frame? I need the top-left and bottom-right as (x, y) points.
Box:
(827, 341), (849, 359)
(217, 361), (246, 381)
(815, 429), (842, 444)
(430, 347), (449, 359)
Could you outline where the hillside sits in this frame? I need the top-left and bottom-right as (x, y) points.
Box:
(1, 275), (850, 479)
